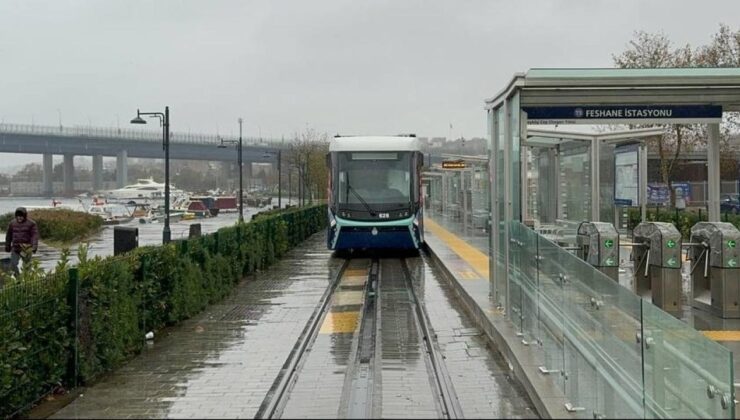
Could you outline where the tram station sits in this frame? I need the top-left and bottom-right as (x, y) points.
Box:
(6, 68), (740, 419)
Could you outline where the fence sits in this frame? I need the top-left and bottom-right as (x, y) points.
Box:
(647, 181), (740, 207)
(0, 204), (327, 418)
(508, 222), (734, 418)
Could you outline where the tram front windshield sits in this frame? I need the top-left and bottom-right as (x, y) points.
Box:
(336, 151), (412, 210)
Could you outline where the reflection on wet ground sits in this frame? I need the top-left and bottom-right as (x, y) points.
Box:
(280, 259), (369, 419)
(407, 255), (539, 419)
(378, 258), (441, 418)
(50, 233), (340, 419)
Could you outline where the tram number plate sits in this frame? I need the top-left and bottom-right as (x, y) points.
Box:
(378, 213), (390, 219)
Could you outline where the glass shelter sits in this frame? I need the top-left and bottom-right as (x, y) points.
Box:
(478, 68), (740, 418)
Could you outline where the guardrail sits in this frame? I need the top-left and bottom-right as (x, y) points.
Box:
(508, 222), (734, 419)
(0, 123), (285, 148)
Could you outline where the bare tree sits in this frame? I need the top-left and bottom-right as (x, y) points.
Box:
(286, 127), (329, 206)
(612, 25), (740, 207)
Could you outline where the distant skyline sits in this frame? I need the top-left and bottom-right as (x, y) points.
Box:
(1, 0), (739, 168)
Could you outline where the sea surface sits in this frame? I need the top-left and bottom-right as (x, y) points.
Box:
(0, 196), (291, 272)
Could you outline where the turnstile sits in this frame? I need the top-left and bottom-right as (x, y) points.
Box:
(576, 221), (619, 281)
(632, 222), (682, 314)
(689, 222), (740, 318)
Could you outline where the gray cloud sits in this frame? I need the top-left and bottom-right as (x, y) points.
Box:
(1, 0), (738, 152)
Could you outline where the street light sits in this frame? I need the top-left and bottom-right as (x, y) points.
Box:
(262, 149), (282, 209)
(219, 118), (244, 222)
(130, 106), (171, 244)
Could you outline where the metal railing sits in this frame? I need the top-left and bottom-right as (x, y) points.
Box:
(0, 123), (286, 148)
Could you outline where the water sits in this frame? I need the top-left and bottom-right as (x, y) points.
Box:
(0, 197), (294, 272)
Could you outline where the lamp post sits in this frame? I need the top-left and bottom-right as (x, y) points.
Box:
(219, 119), (244, 222)
(131, 106), (171, 244)
(262, 149), (282, 209)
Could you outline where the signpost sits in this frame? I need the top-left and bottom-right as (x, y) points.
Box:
(442, 160), (466, 169)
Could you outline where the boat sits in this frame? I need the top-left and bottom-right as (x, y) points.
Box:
(190, 196), (220, 217)
(215, 196), (238, 212)
(81, 196), (134, 225)
(186, 200), (211, 218)
(102, 178), (186, 204)
(131, 204), (159, 224)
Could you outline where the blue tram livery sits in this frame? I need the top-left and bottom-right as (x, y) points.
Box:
(326, 135), (424, 251)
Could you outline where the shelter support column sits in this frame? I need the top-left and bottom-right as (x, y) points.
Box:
(92, 155), (103, 192)
(42, 153), (53, 197)
(708, 123), (721, 222)
(639, 142), (648, 222)
(63, 154), (74, 197)
(591, 137), (600, 221)
(116, 150), (128, 188)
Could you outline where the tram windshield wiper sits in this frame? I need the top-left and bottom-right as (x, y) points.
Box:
(346, 177), (376, 216)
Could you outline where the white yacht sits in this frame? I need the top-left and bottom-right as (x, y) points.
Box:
(103, 178), (185, 203)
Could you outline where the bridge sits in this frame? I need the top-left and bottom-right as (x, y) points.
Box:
(0, 123), (286, 195)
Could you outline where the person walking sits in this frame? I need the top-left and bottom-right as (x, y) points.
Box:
(4, 207), (39, 275)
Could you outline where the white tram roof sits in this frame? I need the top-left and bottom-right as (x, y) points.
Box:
(329, 136), (420, 152)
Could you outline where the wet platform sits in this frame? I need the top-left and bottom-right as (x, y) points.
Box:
(51, 234), (341, 419)
(43, 230), (537, 419)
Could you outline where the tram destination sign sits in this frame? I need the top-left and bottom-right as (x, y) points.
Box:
(522, 104), (722, 124)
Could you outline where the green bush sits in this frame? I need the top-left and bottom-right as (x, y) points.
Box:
(0, 272), (71, 417)
(0, 209), (103, 245)
(0, 204), (327, 417)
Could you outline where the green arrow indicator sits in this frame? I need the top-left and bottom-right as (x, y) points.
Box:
(728, 240), (736, 248)
(667, 257), (678, 267)
(729, 258), (737, 268)
(666, 239), (676, 248)
(604, 239), (614, 248)
(605, 257), (616, 266)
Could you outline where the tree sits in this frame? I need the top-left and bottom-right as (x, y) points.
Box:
(12, 163), (43, 182)
(286, 127), (330, 206)
(612, 25), (740, 207)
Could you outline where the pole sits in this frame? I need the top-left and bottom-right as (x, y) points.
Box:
(288, 167), (292, 207)
(163, 106), (171, 243)
(238, 118), (244, 223)
(277, 150), (282, 209)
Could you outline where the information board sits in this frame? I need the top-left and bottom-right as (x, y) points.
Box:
(614, 144), (639, 207)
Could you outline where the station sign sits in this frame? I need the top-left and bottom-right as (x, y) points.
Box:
(442, 160), (466, 169)
(523, 105), (722, 124)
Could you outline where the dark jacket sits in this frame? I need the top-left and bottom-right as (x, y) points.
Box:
(5, 218), (39, 253)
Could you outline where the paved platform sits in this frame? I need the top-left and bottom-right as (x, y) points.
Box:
(51, 233), (341, 419)
(46, 225), (538, 419)
(424, 218), (570, 419)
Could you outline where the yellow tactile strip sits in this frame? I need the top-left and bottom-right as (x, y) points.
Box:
(701, 330), (740, 341)
(341, 275), (367, 287)
(320, 311), (360, 334)
(425, 218), (489, 280)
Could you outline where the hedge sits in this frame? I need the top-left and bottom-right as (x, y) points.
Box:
(0, 209), (104, 245)
(626, 207), (740, 239)
(0, 204), (327, 418)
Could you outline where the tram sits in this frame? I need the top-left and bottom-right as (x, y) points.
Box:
(326, 135), (424, 251)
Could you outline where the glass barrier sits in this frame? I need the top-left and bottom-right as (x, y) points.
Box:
(642, 302), (734, 419)
(507, 221), (735, 419)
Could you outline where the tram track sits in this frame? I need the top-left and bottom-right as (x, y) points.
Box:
(258, 256), (464, 419)
(254, 259), (351, 419)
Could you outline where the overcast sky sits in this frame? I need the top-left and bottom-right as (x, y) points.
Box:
(1, 0), (738, 169)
